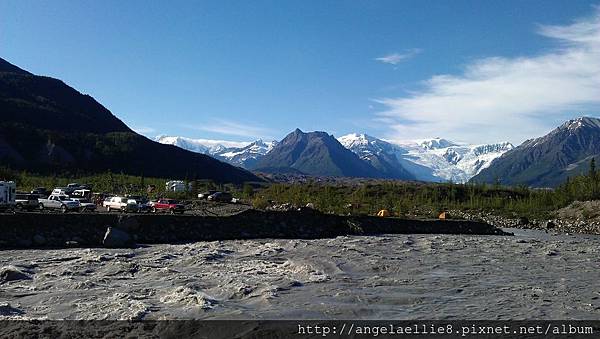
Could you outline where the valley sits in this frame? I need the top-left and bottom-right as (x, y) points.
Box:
(2, 1), (600, 333)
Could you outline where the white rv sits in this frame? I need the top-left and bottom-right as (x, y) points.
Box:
(165, 180), (188, 192)
(0, 181), (17, 210)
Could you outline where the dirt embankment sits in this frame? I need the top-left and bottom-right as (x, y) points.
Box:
(446, 203), (600, 235)
(0, 209), (508, 249)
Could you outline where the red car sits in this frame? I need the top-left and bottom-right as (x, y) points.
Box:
(151, 199), (185, 214)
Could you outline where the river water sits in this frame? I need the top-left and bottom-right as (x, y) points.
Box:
(1, 228), (599, 320)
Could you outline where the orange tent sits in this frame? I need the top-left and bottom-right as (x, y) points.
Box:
(377, 209), (390, 217)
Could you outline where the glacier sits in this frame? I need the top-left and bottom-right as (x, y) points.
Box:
(338, 134), (514, 183)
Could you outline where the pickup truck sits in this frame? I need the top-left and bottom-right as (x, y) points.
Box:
(30, 187), (49, 198)
(102, 196), (140, 213)
(151, 199), (185, 214)
(15, 193), (39, 211)
(38, 195), (80, 213)
(70, 198), (97, 212)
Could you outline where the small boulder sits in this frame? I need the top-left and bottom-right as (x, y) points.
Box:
(545, 221), (556, 229)
(519, 217), (529, 225)
(0, 266), (31, 284)
(103, 227), (134, 248)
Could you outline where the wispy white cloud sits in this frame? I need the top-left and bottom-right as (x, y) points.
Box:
(375, 48), (422, 65)
(183, 119), (274, 139)
(376, 7), (600, 144)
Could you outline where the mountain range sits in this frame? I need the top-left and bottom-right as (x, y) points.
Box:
(0, 57), (260, 183)
(160, 117), (600, 187)
(3, 56), (598, 188)
(158, 130), (515, 183)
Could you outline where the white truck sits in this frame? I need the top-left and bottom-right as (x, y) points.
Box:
(102, 196), (140, 213)
(0, 181), (16, 210)
(38, 195), (80, 213)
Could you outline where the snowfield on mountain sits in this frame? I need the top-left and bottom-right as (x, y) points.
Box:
(338, 134), (514, 183)
(156, 136), (277, 168)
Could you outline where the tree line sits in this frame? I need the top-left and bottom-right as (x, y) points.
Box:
(2, 157), (599, 218)
(251, 158), (600, 218)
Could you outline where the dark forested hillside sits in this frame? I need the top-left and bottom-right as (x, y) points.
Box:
(471, 117), (600, 187)
(0, 57), (260, 183)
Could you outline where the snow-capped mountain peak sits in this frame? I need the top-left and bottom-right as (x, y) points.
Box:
(522, 116), (600, 150)
(156, 135), (277, 168)
(563, 116), (600, 131)
(338, 133), (400, 159)
(247, 139), (278, 152)
(155, 135), (247, 154)
(338, 133), (375, 147)
(418, 138), (458, 150)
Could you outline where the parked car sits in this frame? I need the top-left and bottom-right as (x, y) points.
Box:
(64, 183), (91, 195)
(15, 193), (39, 210)
(30, 187), (49, 198)
(152, 199), (185, 214)
(66, 183), (81, 194)
(51, 188), (69, 196)
(207, 192), (233, 203)
(127, 196), (151, 213)
(198, 190), (217, 200)
(38, 195), (80, 213)
(71, 189), (92, 199)
(71, 198), (96, 212)
(92, 193), (110, 206)
(102, 196), (139, 213)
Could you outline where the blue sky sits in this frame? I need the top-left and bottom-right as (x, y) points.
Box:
(2, 1), (600, 144)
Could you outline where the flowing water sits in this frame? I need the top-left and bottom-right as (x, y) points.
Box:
(1, 228), (599, 320)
